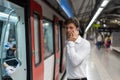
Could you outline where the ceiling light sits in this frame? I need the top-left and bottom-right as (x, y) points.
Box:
(101, 0), (110, 7)
(85, 0), (111, 32)
(103, 24), (107, 27)
(85, 8), (103, 32)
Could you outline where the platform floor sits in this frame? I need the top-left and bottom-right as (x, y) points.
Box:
(63, 42), (120, 80)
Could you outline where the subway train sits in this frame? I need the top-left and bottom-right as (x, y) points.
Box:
(0, 0), (66, 80)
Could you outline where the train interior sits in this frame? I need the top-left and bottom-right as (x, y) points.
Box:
(0, 0), (27, 80)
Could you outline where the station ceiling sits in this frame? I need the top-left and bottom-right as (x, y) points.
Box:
(100, 0), (120, 27)
(42, 0), (98, 20)
(42, 0), (120, 29)
(67, 0), (96, 20)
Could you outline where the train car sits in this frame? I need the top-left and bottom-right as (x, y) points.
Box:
(0, 0), (66, 80)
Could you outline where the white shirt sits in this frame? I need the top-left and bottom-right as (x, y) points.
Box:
(66, 36), (90, 79)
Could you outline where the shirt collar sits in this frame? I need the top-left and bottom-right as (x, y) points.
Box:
(66, 35), (82, 43)
(75, 35), (82, 43)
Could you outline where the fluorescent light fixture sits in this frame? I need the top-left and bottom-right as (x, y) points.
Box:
(85, 0), (110, 32)
(43, 23), (49, 26)
(0, 12), (18, 23)
(101, 0), (110, 7)
(85, 8), (103, 32)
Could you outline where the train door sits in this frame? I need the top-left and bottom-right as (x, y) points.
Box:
(0, 0), (27, 80)
(30, 0), (44, 80)
(53, 16), (61, 80)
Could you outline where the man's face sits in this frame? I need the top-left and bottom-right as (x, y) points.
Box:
(65, 23), (78, 38)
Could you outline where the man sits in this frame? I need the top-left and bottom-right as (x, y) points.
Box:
(3, 58), (19, 76)
(3, 37), (18, 76)
(64, 18), (90, 80)
(96, 33), (102, 50)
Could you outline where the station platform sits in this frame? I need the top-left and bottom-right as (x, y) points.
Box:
(63, 41), (120, 80)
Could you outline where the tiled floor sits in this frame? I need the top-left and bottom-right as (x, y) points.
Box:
(63, 42), (120, 80)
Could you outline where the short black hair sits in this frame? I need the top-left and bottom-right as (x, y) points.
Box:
(64, 17), (80, 28)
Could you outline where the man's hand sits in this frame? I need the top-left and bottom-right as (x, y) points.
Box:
(68, 30), (79, 42)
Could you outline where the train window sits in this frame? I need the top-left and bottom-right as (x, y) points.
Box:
(33, 13), (41, 65)
(43, 19), (53, 59)
(0, 0), (27, 79)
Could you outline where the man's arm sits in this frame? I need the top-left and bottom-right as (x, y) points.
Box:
(66, 41), (90, 67)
